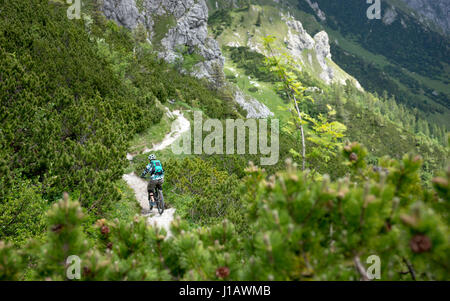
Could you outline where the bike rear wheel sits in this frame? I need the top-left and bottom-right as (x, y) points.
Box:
(157, 189), (164, 215)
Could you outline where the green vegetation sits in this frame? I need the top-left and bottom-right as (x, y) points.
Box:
(174, 45), (205, 73)
(295, 0), (450, 131)
(127, 110), (173, 155)
(305, 0), (448, 78)
(226, 46), (278, 82)
(136, 0), (145, 13)
(222, 44), (447, 176)
(162, 158), (245, 232)
(208, 9), (233, 38)
(1, 144), (448, 280)
(106, 179), (141, 222)
(210, 0), (449, 146)
(263, 35), (347, 171)
(0, 0), (162, 246)
(0, 0), (238, 244)
(0, 0), (448, 281)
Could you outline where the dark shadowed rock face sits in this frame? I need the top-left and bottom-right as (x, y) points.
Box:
(102, 0), (225, 84)
(400, 0), (450, 35)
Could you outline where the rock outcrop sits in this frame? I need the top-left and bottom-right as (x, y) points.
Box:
(285, 19), (315, 55)
(234, 89), (274, 119)
(304, 0), (326, 22)
(102, 0), (144, 29)
(102, 0), (274, 117)
(102, 0), (225, 84)
(284, 18), (335, 84)
(313, 31), (334, 84)
(382, 6), (398, 26)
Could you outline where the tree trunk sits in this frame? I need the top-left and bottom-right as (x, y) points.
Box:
(353, 255), (369, 281)
(293, 95), (306, 171)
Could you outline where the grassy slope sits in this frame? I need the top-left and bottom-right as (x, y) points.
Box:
(127, 103), (174, 155)
(210, 4), (359, 86)
(209, 0), (449, 130)
(223, 51), (290, 121)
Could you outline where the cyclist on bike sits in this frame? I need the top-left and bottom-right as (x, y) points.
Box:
(141, 154), (165, 209)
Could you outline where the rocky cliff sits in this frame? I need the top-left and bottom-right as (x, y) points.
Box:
(283, 12), (361, 87)
(234, 89), (273, 119)
(102, 0), (224, 84)
(284, 18), (335, 84)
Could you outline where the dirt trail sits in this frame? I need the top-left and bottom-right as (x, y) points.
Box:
(122, 109), (190, 237)
(122, 172), (176, 236)
(143, 109), (190, 154)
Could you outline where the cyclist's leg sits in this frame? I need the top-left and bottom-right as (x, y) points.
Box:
(147, 180), (156, 202)
(147, 180), (152, 201)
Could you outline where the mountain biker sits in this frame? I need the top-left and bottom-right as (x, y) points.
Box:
(140, 154), (165, 209)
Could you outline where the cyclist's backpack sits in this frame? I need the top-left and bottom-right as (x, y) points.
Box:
(152, 160), (164, 176)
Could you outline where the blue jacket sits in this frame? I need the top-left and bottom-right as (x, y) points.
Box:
(141, 160), (164, 180)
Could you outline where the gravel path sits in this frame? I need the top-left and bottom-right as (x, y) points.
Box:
(142, 109), (190, 154)
(122, 172), (176, 236)
(122, 109), (190, 237)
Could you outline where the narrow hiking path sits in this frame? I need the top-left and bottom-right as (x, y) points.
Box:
(122, 173), (176, 235)
(122, 109), (190, 237)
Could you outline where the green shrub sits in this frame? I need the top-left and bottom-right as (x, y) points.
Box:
(163, 158), (246, 232)
(248, 86), (258, 93)
(1, 143), (448, 280)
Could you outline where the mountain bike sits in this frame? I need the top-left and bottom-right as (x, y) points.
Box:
(149, 188), (164, 215)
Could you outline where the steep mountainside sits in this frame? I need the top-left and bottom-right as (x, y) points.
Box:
(0, 0), (448, 282)
(198, 1), (447, 173)
(291, 0), (450, 130)
(205, 0), (448, 145)
(399, 0), (450, 36)
(102, 0), (275, 118)
(102, 0), (224, 83)
(208, 2), (362, 87)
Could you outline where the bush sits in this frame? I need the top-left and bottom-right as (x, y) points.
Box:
(1, 143), (448, 280)
(163, 158), (246, 232)
(0, 0), (239, 243)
